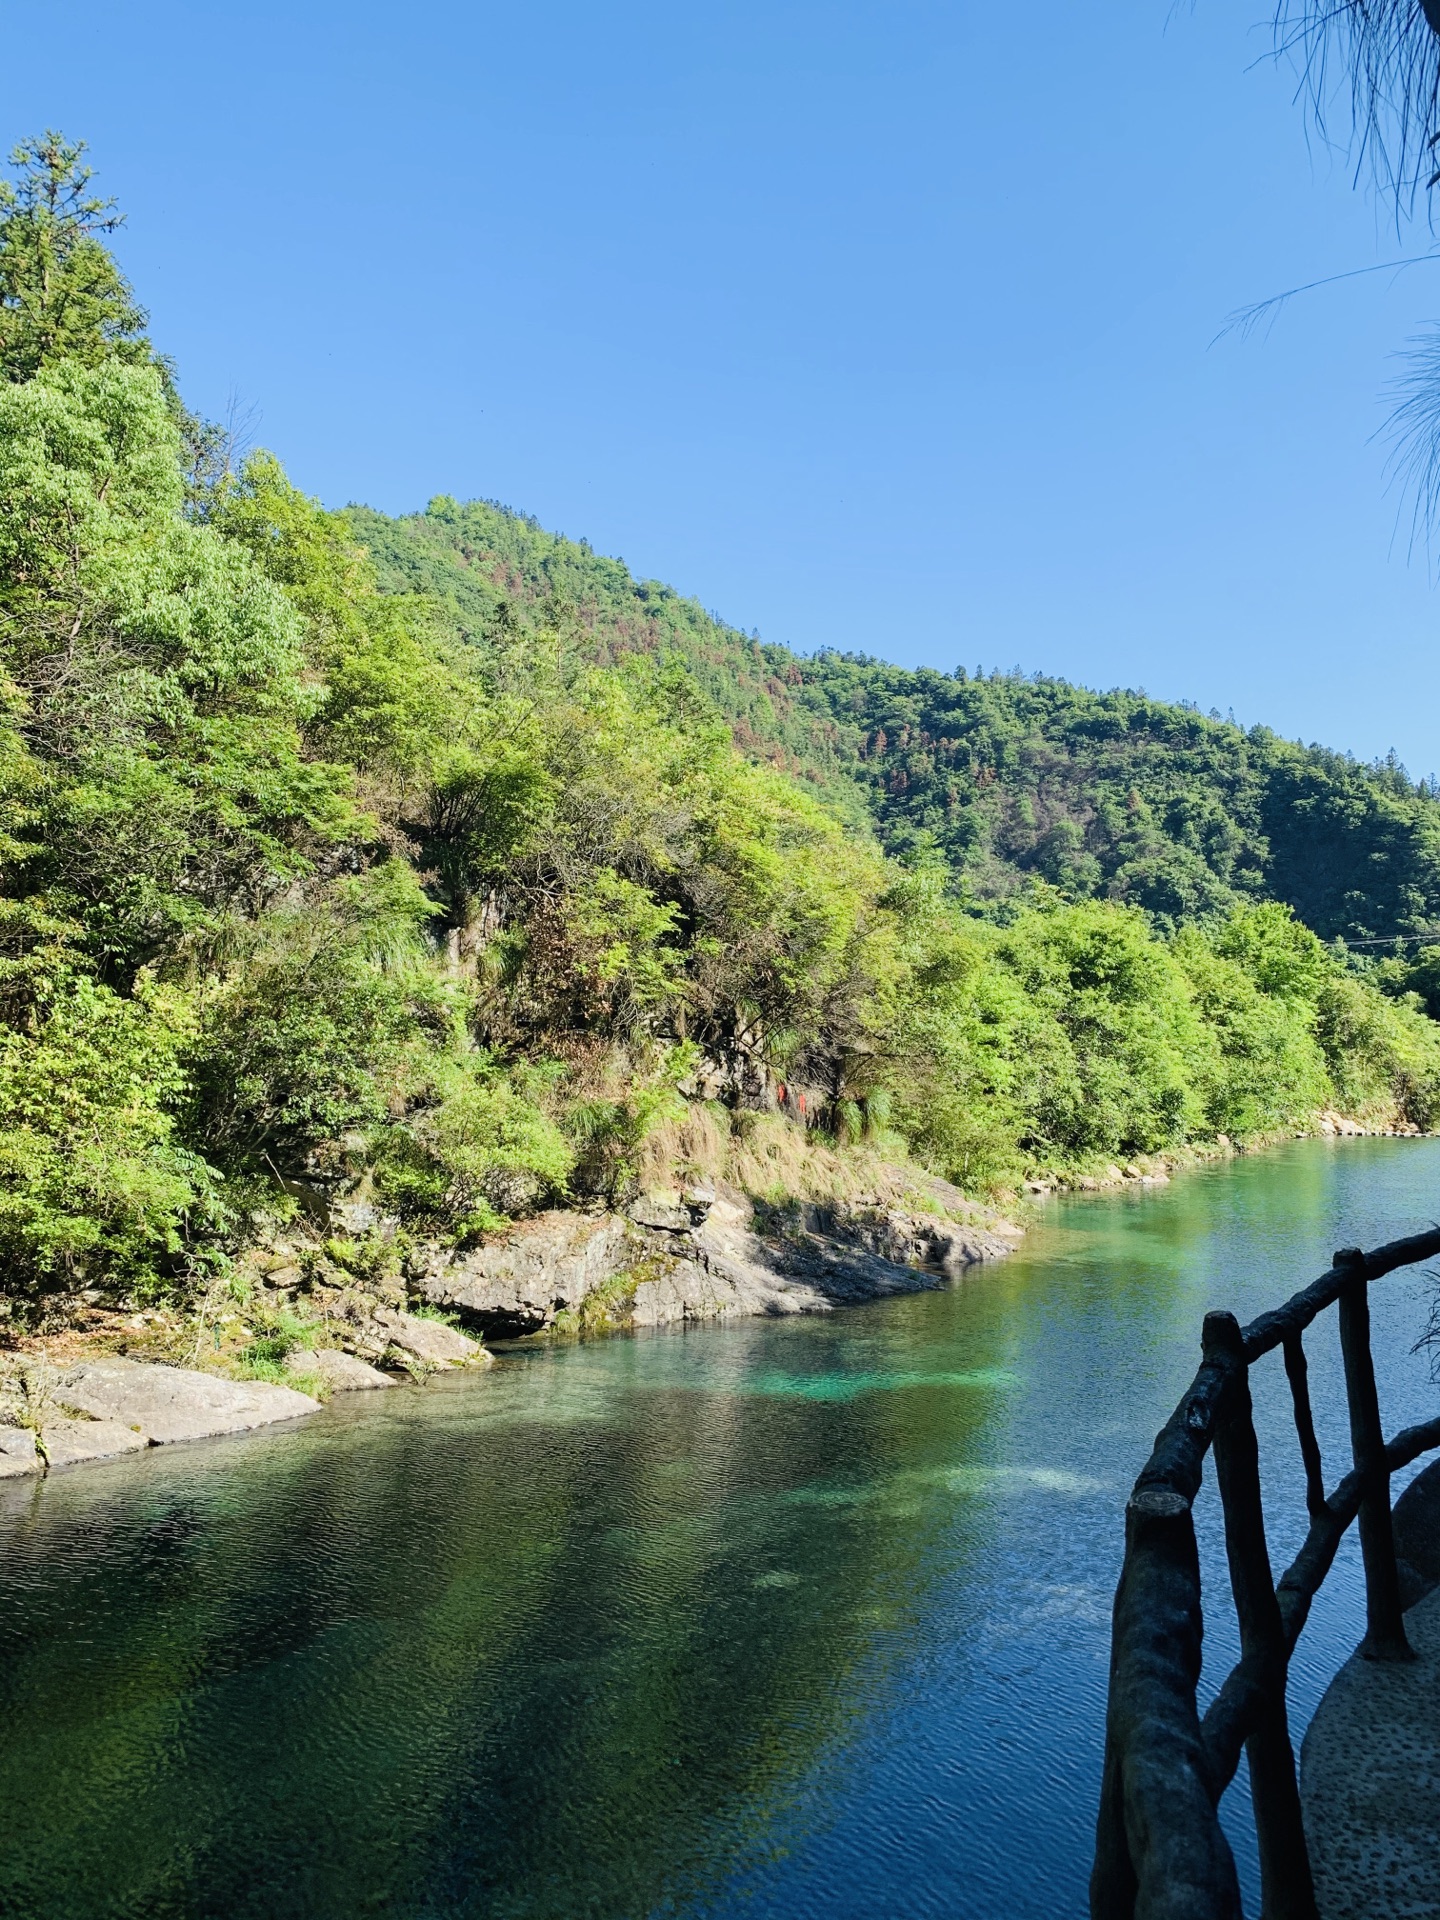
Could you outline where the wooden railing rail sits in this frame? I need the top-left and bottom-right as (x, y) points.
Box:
(1091, 1227), (1440, 1920)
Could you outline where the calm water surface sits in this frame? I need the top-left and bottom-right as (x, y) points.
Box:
(3, 1139), (1439, 1919)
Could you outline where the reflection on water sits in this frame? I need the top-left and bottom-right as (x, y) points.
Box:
(1, 1139), (1437, 1919)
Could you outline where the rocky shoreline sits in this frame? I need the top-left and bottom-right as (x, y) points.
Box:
(413, 1180), (1021, 1338)
(0, 1179), (1021, 1480)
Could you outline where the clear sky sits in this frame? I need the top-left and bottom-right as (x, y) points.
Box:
(3, 1), (1438, 773)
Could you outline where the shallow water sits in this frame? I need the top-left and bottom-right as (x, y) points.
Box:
(2, 1138), (1438, 1920)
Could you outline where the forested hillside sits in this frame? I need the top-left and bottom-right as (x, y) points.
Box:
(2, 133), (1440, 1334)
(353, 497), (1440, 940)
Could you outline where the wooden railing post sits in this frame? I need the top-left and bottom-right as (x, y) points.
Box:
(1203, 1313), (1316, 1920)
(1090, 1723), (1136, 1918)
(1090, 1485), (1242, 1920)
(1335, 1249), (1414, 1662)
(1093, 1228), (1440, 1913)
(1281, 1331), (1326, 1522)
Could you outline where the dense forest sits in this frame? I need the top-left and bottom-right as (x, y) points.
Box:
(3, 132), (1440, 1327)
(353, 498), (1440, 941)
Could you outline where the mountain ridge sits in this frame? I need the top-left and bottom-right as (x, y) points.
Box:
(349, 494), (1440, 942)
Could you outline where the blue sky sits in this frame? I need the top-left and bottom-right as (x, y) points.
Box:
(3, 0), (1438, 773)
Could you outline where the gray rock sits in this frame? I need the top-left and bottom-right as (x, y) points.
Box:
(414, 1211), (633, 1336)
(802, 1200), (1020, 1278)
(0, 1426), (40, 1477)
(58, 1357), (319, 1445)
(296, 1348), (396, 1391)
(627, 1193), (695, 1233)
(413, 1190), (1021, 1337)
(373, 1309), (485, 1368)
(329, 1196), (379, 1236)
(630, 1254), (821, 1327)
(631, 1195), (1021, 1329)
(41, 1417), (149, 1468)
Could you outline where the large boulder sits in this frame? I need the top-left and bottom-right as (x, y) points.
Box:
(57, 1358), (319, 1445)
(413, 1212), (633, 1337)
(289, 1348), (396, 1392)
(372, 1309), (488, 1369)
(0, 1426), (40, 1478)
(1394, 1458), (1440, 1608)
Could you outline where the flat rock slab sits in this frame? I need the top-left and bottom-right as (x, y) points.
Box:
(1302, 1582), (1440, 1918)
(58, 1358), (319, 1445)
(41, 1417), (149, 1468)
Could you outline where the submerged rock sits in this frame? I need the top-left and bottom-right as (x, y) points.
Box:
(57, 1357), (319, 1445)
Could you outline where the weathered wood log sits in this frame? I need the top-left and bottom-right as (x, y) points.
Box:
(1204, 1313), (1316, 1920)
(1133, 1353), (1236, 1506)
(1281, 1331), (1326, 1522)
(1092, 1711), (1138, 1917)
(1240, 1226), (1440, 1363)
(1090, 1487), (1242, 1920)
(1337, 1255), (1414, 1662)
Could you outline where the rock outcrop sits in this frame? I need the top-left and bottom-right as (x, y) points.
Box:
(411, 1212), (634, 1337)
(413, 1185), (1020, 1338)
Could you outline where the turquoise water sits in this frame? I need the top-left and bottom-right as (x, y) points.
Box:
(2, 1139), (1438, 1919)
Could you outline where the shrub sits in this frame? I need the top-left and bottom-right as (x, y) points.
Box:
(373, 1056), (574, 1234)
(0, 968), (218, 1303)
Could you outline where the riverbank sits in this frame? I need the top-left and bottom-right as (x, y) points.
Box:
(0, 1149), (1022, 1476)
(4, 1112), (1421, 1482)
(1018, 1107), (1433, 1201)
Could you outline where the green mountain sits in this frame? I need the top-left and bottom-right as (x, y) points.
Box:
(351, 495), (1440, 943)
(5, 130), (1440, 1336)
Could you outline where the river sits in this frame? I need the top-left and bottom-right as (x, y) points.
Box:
(2, 1138), (1438, 1919)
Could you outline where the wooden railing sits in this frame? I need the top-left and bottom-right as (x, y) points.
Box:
(1091, 1229), (1440, 1920)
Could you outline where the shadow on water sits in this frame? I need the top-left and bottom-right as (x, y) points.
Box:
(0, 1138), (1436, 1918)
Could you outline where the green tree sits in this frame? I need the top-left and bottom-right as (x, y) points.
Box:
(0, 132), (150, 382)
